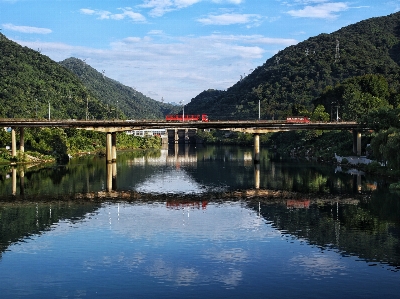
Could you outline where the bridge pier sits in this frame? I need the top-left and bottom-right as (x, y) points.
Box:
(11, 127), (25, 158)
(11, 128), (16, 158)
(105, 132), (117, 163)
(106, 133), (112, 163)
(166, 129), (179, 143)
(112, 132), (117, 162)
(167, 128), (198, 144)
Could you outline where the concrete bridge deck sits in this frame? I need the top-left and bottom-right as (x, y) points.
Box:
(0, 119), (362, 132)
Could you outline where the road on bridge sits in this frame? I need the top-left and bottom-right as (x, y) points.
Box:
(0, 119), (363, 132)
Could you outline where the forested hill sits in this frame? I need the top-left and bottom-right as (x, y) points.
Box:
(0, 34), (108, 119)
(59, 58), (179, 120)
(0, 33), (178, 120)
(186, 12), (400, 120)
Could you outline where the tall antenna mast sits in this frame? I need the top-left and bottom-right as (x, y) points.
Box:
(335, 39), (340, 62)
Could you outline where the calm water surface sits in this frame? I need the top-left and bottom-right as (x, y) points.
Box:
(0, 145), (399, 298)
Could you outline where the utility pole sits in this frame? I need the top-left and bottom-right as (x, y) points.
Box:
(335, 39), (340, 62)
(48, 101), (51, 120)
(258, 99), (260, 120)
(180, 101), (185, 122)
(86, 97), (88, 120)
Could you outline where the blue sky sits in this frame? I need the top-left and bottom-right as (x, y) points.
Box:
(1, 0), (399, 103)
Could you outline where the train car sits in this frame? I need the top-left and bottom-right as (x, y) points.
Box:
(286, 116), (311, 123)
(165, 114), (209, 122)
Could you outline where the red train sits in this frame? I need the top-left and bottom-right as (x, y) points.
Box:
(165, 114), (209, 122)
(286, 116), (310, 123)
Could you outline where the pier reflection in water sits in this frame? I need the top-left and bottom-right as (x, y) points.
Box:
(106, 162), (117, 191)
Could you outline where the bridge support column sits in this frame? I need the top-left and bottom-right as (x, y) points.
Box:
(112, 132), (117, 162)
(11, 128), (16, 158)
(19, 127), (24, 153)
(253, 134), (260, 163)
(353, 130), (362, 156)
(106, 132), (112, 163)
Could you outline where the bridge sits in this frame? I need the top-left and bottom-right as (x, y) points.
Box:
(0, 119), (364, 163)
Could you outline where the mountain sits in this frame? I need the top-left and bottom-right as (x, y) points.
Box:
(0, 33), (179, 120)
(0, 34), (108, 119)
(186, 12), (400, 120)
(59, 58), (179, 120)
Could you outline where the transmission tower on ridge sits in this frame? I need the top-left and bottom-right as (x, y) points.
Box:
(335, 39), (340, 62)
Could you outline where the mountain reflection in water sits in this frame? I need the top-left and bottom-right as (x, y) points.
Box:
(0, 199), (399, 298)
(0, 145), (399, 298)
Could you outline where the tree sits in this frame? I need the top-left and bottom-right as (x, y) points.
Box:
(370, 128), (400, 168)
(311, 105), (330, 122)
(359, 107), (400, 131)
(343, 92), (390, 120)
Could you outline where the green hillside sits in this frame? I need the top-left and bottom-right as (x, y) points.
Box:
(0, 34), (178, 120)
(186, 12), (400, 120)
(59, 58), (180, 120)
(0, 34), (108, 120)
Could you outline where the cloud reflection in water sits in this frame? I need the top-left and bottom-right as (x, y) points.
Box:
(134, 168), (208, 194)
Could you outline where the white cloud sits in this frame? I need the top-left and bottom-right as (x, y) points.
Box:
(197, 13), (262, 26)
(140, 0), (243, 17)
(206, 34), (297, 47)
(140, 0), (202, 17)
(212, 0), (244, 3)
(122, 37), (143, 43)
(79, 8), (95, 15)
(148, 30), (164, 35)
(2, 23), (52, 34)
(14, 33), (296, 102)
(248, 36), (298, 46)
(80, 7), (146, 22)
(287, 2), (349, 19)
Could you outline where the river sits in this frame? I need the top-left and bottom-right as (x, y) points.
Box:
(0, 145), (399, 298)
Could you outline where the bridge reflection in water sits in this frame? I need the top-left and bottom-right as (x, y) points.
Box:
(101, 144), (368, 195)
(7, 144), (368, 198)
